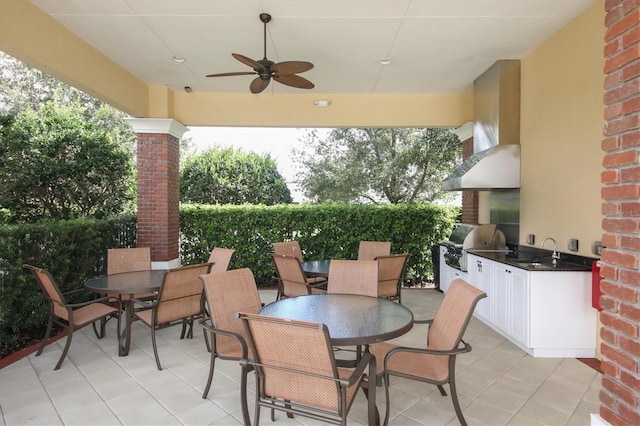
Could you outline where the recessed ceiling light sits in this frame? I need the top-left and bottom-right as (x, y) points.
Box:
(379, 58), (392, 65)
(313, 99), (331, 107)
(173, 56), (185, 63)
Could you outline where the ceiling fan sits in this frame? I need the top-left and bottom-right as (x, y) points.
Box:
(206, 13), (315, 94)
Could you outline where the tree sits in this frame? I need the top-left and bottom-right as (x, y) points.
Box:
(180, 147), (293, 205)
(294, 128), (461, 204)
(0, 101), (135, 222)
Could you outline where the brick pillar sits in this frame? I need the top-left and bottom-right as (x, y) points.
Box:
(454, 122), (479, 224)
(461, 138), (479, 224)
(126, 119), (188, 269)
(600, 0), (640, 425)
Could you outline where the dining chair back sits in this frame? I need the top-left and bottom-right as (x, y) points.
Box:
(272, 240), (304, 262)
(270, 253), (327, 299)
(327, 259), (379, 297)
(107, 247), (151, 274)
(200, 268), (263, 425)
(23, 264), (119, 370)
(133, 262), (212, 370)
(238, 312), (377, 425)
(369, 278), (487, 426)
(357, 240), (391, 260)
(207, 247), (236, 273)
(375, 253), (411, 303)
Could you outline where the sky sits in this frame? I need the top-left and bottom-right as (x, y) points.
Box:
(183, 127), (331, 202)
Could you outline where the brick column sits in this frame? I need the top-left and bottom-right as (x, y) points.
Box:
(600, 0), (640, 424)
(126, 118), (188, 269)
(453, 122), (479, 224)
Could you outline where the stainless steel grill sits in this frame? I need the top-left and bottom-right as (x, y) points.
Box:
(442, 224), (507, 271)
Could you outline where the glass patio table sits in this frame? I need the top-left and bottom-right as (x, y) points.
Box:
(84, 270), (167, 356)
(300, 259), (331, 278)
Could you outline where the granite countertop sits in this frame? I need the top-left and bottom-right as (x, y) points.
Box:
(467, 247), (595, 272)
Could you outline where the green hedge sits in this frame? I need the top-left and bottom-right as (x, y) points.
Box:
(180, 203), (457, 286)
(0, 204), (457, 356)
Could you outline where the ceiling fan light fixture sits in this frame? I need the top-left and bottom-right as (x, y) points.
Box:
(379, 58), (392, 65)
(313, 99), (331, 107)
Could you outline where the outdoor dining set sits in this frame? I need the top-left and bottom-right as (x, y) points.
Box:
(23, 241), (486, 426)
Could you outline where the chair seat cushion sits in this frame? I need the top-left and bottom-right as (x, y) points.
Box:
(370, 342), (450, 383)
(72, 303), (119, 327)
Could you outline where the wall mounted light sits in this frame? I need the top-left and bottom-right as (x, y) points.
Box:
(184, 86), (192, 93)
(313, 99), (331, 107)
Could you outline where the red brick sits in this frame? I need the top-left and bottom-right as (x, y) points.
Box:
(601, 278), (639, 302)
(605, 80), (640, 104)
(605, 0), (624, 12)
(622, 61), (640, 81)
(620, 202), (640, 216)
(601, 295), (620, 312)
(604, 150), (639, 167)
(621, 235), (640, 249)
(605, 10), (640, 41)
(605, 45), (640, 73)
(622, 25), (640, 47)
(620, 267), (640, 285)
(602, 327), (619, 345)
(605, 103), (623, 120)
(603, 113), (640, 134)
(602, 170), (620, 184)
(601, 407), (626, 426)
(602, 372), (639, 405)
(601, 246), (640, 267)
(620, 403), (640, 426)
(622, 96), (640, 115)
(602, 234), (620, 248)
(621, 131), (640, 147)
(605, 70), (623, 89)
(603, 201), (622, 214)
(602, 184), (640, 200)
(621, 166), (640, 182)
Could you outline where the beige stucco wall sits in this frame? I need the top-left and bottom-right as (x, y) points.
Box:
(519, 0), (605, 258)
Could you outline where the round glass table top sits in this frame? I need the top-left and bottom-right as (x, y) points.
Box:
(259, 293), (414, 346)
(84, 270), (167, 294)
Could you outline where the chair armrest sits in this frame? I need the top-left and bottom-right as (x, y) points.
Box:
(341, 352), (375, 387)
(131, 297), (155, 309)
(384, 340), (472, 368)
(62, 288), (86, 297)
(413, 318), (433, 325)
(60, 295), (118, 309)
(199, 318), (249, 357)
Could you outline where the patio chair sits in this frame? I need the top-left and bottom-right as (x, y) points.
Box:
(132, 262), (212, 370)
(238, 312), (377, 425)
(199, 268), (264, 426)
(207, 247), (236, 273)
(327, 259), (379, 297)
(272, 240), (304, 262)
(23, 264), (120, 371)
(375, 253), (411, 303)
(369, 278), (487, 426)
(270, 253), (327, 300)
(357, 241), (391, 260)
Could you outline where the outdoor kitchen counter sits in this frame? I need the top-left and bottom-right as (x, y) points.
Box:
(467, 249), (593, 272)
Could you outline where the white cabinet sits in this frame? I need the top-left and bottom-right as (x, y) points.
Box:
(468, 255), (493, 323)
(466, 254), (596, 358)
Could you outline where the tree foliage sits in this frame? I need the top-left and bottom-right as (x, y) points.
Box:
(180, 147), (292, 205)
(294, 128), (461, 204)
(0, 102), (136, 222)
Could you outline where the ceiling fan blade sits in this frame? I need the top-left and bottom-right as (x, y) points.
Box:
(271, 61), (314, 75)
(250, 77), (271, 94)
(206, 71), (256, 77)
(232, 53), (266, 73)
(273, 74), (315, 89)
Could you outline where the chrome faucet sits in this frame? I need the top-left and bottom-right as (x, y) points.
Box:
(540, 237), (560, 265)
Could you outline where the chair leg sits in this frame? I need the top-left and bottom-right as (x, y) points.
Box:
(55, 325), (74, 370)
(437, 384), (447, 396)
(180, 320), (187, 339)
(449, 378), (467, 426)
(202, 350), (216, 398)
(382, 373), (391, 426)
(92, 318), (106, 339)
(36, 316), (54, 357)
(240, 365), (251, 426)
(151, 327), (162, 370)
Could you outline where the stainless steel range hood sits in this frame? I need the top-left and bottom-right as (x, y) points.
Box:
(442, 60), (521, 191)
(441, 144), (520, 190)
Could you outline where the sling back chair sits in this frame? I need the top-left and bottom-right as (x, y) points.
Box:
(327, 259), (379, 297)
(369, 279), (487, 426)
(239, 312), (378, 426)
(271, 253), (327, 300)
(375, 253), (411, 304)
(272, 240), (304, 262)
(24, 264), (120, 370)
(199, 268), (264, 426)
(207, 247), (236, 273)
(132, 262), (212, 370)
(357, 241), (391, 261)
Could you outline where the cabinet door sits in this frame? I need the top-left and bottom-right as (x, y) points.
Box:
(493, 266), (511, 335)
(439, 246), (449, 291)
(469, 255), (492, 322)
(509, 268), (529, 347)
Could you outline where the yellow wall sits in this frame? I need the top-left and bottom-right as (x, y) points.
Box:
(519, 0), (604, 257)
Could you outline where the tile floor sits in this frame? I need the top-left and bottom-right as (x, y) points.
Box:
(0, 289), (601, 425)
